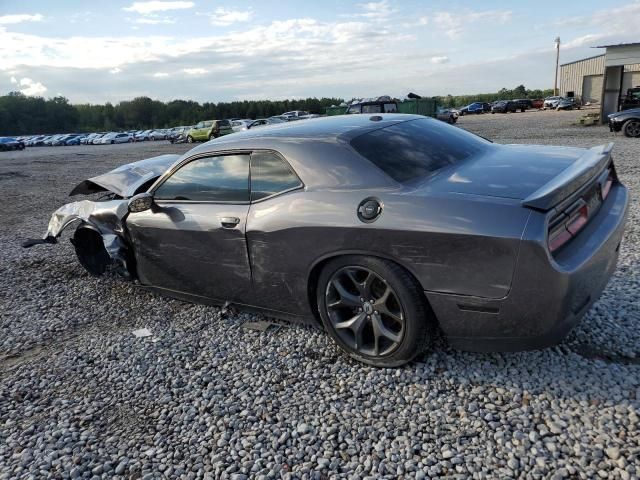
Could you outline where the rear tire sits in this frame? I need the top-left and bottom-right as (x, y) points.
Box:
(316, 255), (433, 367)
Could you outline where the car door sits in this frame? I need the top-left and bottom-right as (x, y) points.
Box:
(126, 153), (253, 303)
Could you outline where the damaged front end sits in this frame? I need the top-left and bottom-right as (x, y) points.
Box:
(23, 154), (179, 278)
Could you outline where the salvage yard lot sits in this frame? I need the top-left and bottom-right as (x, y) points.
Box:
(1, 110), (639, 479)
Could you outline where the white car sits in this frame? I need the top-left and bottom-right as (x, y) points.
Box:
(134, 130), (152, 141)
(98, 133), (131, 145)
(230, 120), (253, 132)
(543, 96), (563, 109)
(281, 110), (310, 121)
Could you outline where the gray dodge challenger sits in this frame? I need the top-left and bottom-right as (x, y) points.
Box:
(25, 114), (629, 366)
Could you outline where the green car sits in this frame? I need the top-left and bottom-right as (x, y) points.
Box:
(186, 120), (233, 142)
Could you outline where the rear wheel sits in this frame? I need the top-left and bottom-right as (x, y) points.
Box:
(317, 255), (433, 367)
(623, 119), (640, 138)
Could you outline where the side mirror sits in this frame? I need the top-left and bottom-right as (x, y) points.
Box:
(128, 192), (154, 213)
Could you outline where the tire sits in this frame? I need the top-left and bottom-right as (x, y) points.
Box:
(110, 140), (114, 144)
(187, 135), (194, 143)
(623, 119), (640, 138)
(71, 227), (111, 276)
(316, 255), (433, 367)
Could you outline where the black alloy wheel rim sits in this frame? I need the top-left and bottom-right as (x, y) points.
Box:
(325, 266), (405, 357)
(625, 121), (640, 137)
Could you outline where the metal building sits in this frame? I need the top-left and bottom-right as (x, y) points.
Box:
(559, 46), (640, 112)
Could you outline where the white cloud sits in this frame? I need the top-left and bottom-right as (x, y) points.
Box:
(434, 10), (511, 39)
(123, 1), (194, 15)
(431, 56), (449, 64)
(209, 8), (253, 26)
(109, 67), (122, 74)
(354, 1), (396, 20)
(153, 72), (169, 77)
(16, 77), (47, 96)
(182, 68), (207, 75)
(0, 13), (43, 25)
(563, 34), (608, 49)
(10, 76), (17, 84)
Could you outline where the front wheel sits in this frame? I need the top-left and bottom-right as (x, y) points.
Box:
(187, 135), (194, 143)
(317, 255), (433, 367)
(623, 119), (640, 138)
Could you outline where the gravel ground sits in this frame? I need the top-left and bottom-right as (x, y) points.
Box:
(1, 110), (639, 479)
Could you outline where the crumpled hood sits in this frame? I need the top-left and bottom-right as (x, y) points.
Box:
(69, 154), (179, 198)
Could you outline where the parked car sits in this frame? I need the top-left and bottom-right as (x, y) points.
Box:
(27, 135), (47, 146)
(231, 120), (254, 132)
(149, 130), (168, 141)
(619, 86), (640, 110)
(543, 96), (563, 109)
(608, 107), (640, 137)
(247, 117), (287, 129)
(66, 134), (86, 146)
(98, 132), (132, 144)
(491, 101), (518, 113)
(436, 107), (458, 124)
(26, 114), (628, 367)
(531, 99), (544, 109)
(556, 97), (582, 111)
(282, 110), (311, 120)
(0, 137), (25, 151)
(513, 99), (533, 112)
(459, 102), (490, 115)
(345, 97), (398, 115)
(168, 127), (190, 143)
(186, 120), (233, 142)
(134, 130), (152, 142)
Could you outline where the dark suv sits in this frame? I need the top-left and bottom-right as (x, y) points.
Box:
(491, 100), (518, 113)
(513, 99), (533, 112)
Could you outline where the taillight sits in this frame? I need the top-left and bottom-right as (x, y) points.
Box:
(548, 200), (589, 253)
(566, 203), (589, 235)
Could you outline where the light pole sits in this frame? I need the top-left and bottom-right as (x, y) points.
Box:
(554, 37), (561, 96)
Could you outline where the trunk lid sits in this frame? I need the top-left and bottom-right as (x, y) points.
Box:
(425, 143), (612, 209)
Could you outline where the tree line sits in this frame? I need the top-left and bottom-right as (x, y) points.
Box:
(0, 93), (344, 135)
(0, 85), (555, 135)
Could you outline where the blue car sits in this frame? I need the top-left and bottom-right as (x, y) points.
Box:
(459, 102), (490, 115)
(0, 137), (26, 151)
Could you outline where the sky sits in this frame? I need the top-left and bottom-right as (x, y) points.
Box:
(0, 0), (638, 104)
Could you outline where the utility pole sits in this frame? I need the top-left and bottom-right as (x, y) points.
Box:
(554, 37), (561, 96)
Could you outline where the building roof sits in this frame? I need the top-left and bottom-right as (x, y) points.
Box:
(595, 42), (640, 49)
(560, 54), (604, 67)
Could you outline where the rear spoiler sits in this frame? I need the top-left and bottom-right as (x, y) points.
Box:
(522, 143), (613, 211)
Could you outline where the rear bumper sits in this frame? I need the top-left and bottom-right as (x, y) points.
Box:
(426, 184), (629, 352)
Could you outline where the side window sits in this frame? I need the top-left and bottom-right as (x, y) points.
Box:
(154, 154), (250, 202)
(251, 152), (302, 201)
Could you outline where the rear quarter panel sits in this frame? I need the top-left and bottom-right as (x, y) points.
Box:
(245, 189), (530, 317)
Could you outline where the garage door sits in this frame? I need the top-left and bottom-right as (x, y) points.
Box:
(582, 74), (603, 104)
(622, 70), (640, 94)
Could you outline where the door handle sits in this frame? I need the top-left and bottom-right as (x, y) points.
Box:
(220, 217), (240, 228)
